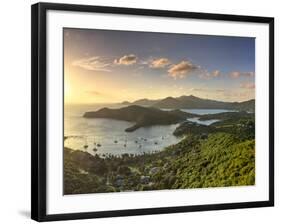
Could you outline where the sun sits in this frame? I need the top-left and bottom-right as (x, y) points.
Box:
(64, 81), (72, 102)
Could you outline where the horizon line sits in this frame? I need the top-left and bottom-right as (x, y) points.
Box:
(65, 94), (255, 106)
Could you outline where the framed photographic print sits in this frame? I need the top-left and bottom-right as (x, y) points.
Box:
(31, 2), (274, 222)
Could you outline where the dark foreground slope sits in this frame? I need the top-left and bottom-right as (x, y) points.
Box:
(83, 105), (195, 132)
(64, 131), (255, 194)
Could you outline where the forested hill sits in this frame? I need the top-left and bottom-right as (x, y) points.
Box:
(83, 105), (196, 132)
(121, 95), (255, 112)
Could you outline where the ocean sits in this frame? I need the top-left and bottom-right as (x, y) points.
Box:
(64, 104), (232, 156)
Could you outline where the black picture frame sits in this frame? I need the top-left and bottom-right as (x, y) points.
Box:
(31, 2), (274, 222)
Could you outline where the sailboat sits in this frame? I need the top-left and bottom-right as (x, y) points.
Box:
(95, 136), (101, 147)
(124, 136), (127, 147)
(83, 136), (88, 149)
(92, 136), (99, 151)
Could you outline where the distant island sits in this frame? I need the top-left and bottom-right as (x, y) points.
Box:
(83, 105), (196, 132)
(83, 96), (255, 132)
(121, 95), (255, 112)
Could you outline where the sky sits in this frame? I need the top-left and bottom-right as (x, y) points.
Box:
(64, 28), (255, 104)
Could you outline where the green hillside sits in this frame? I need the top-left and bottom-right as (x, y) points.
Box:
(122, 95), (255, 112)
(64, 131), (255, 194)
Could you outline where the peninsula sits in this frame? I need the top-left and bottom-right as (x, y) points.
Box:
(83, 105), (195, 132)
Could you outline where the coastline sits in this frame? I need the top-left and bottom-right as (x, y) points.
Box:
(64, 129), (255, 194)
(64, 103), (255, 194)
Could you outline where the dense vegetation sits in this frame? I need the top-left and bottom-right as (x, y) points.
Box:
(83, 105), (195, 132)
(121, 95), (255, 112)
(64, 111), (255, 194)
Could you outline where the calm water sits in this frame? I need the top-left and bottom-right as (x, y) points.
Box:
(187, 117), (219, 126)
(181, 109), (236, 115)
(64, 104), (231, 156)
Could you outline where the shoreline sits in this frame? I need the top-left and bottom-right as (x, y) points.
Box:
(64, 130), (255, 194)
(64, 110), (254, 156)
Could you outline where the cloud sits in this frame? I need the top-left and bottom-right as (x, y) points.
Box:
(72, 57), (111, 72)
(150, 58), (171, 68)
(199, 69), (221, 80)
(212, 70), (221, 77)
(114, 54), (137, 65)
(168, 60), (198, 79)
(230, 71), (255, 78)
(240, 82), (255, 89)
